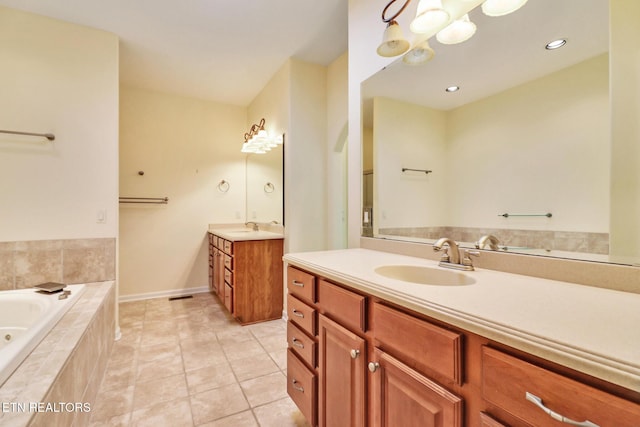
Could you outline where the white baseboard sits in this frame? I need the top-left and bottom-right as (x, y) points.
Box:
(119, 286), (210, 303)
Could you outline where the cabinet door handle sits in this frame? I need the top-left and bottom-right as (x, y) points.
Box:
(292, 309), (304, 318)
(368, 362), (380, 373)
(291, 280), (305, 288)
(291, 379), (304, 393)
(350, 349), (360, 359)
(525, 392), (599, 427)
(292, 338), (304, 349)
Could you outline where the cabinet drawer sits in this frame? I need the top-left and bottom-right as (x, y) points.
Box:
(213, 236), (220, 248)
(287, 321), (317, 369)
(287, 294), (316, 336)
(482, 346), (640, 427)
(224, 268), (232, 285)
(223, 254), (233, 270)
(224, 283), (233, 313)
(317, 279), (366, 332)
(372, 302), (462, 384)
(479, 412), (507, 427)
(223, 239), (233, 254)
(287, 266), (316, 303)
(287, 349), (317, 426)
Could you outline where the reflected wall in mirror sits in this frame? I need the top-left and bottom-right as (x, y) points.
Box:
(246, 138), (284, 225)
(362, 0), (640, 265)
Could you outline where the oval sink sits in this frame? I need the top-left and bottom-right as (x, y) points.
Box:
(374, 265), (476, 286)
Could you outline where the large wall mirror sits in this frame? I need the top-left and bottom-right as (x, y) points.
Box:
(246, 140), (284, 225)
(362, 0), (640, 266)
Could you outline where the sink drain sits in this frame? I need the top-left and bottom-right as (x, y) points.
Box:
(4, 334), (12, 342)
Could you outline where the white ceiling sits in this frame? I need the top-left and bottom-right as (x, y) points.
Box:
(0, 0), (348, 106)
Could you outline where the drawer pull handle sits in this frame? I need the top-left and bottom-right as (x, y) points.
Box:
(292, 280), (305, 288)
(525, 392), (599, 427)
(292, 379), (304, 393)
(350, 349), (360, 359)
(368, 362), (380, 373)
(292, 309), (304, 318)
(292, 338), (305, 349)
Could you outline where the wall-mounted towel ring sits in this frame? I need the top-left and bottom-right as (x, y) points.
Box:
(264, 182), (275, 193)
(217, 180), (230, 193)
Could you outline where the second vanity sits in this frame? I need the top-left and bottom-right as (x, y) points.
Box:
(283, 248), (640, 427)
(208, 227), (284, 324)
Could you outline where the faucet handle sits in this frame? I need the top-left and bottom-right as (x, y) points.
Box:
(462, 250), (480, 268)
(436, 246), (450, 263)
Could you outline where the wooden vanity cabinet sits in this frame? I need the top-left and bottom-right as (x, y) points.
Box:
(208, 232), (283, 324)
(285, 263), (640, 427)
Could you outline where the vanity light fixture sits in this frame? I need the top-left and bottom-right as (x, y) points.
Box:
(240, 118), (282, 154)
(545, 38), (567, 50)
(436, 14), (476, 45)
(445, 85), (460, 92)
(377, 0), (413, 57)
(481, 0), (529, 17)
(409, 0), (450, 34)
(402, 38), (435, 65)
(377, 0), (529, 62)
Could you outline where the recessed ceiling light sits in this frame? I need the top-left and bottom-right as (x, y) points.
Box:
(445, 86), (460, 93)
(545, 39), (567, 50)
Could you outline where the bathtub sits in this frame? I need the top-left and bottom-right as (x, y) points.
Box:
(0, 284), (85, 386)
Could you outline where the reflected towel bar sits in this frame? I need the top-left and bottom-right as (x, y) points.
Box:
(499, 212), (552, 218)
(119, 197), (169, 204)
(402, 168), (432, 174)
(0, 129), (55, 141)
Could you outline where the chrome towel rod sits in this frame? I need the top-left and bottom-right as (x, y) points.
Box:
(119, 197), (169, 204)
(499, 212), (552, 218)
(0, 129), (55, 141)
(402, 168), (432, 174)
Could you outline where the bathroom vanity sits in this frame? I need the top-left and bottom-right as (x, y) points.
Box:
(208, 228), (283, 324)
(284, 249), (640, 427)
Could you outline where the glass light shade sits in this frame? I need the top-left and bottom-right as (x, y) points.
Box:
(410, 0), (450, 34)
(241, 142), (257, 153)
(481, 0), (529, 17)
(402, 39), (435, 65)
(377, 21), (410, 57)
(436, 14), (476, 45)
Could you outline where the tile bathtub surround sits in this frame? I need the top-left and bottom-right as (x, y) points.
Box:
(378, 226), (610, 254)
(0, 238), (116, 291)
(90, 293), (309, 427)
(0, 281), (115, 427)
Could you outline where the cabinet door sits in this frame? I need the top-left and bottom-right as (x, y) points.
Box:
(318, 314), (366, 427)
(215, 249), (225, 297)
(370, 348), (462, 427)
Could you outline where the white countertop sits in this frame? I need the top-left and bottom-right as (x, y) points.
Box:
(283, 248), (640, 393)
(209, 228), (284, 242)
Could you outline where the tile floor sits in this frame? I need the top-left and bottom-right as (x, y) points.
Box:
(89, 292), (310, 427)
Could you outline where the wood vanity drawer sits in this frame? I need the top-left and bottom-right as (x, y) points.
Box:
(482, 346), (640, 427)
(223, 254), (233, 270)
(317, 279), (366, 332)
(287, 348), (317, 426)
(224, 268), (232, 285)
(223, 239), (233, 254)
(372, 302), (462, 384)
(287, 294), (316, 336)
(224, 283), (233, 313)
(287, 266), (316, 303)
(208, 233), (214, 245)
(287, 321), (317, 369)
(213, 236), (220, 248)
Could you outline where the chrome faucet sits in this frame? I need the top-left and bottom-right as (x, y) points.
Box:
(476, 234), (500, 250)
(433, 237), (479, 271)
(245, 221), (259, 231)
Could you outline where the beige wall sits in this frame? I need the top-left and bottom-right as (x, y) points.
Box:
(447, 55), (609, 232)
(610, 0), (640, 258)
(0, 6), (119, 242)
(119, 86), (246, 298)
(374, 97), (448, 231)
(326, 52), (349, 250)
